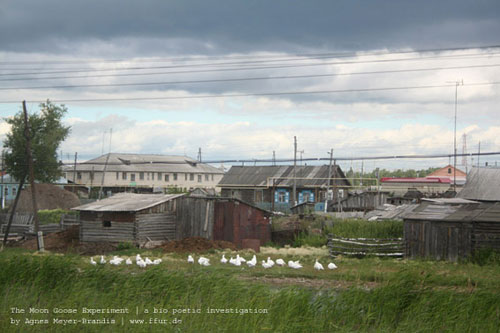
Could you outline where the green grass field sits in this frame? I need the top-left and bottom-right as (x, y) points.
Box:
(1, 246), (500, 332)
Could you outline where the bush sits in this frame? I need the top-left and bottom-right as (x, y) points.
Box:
(37, 209), (78, 225)
(292, 231), (327, 247)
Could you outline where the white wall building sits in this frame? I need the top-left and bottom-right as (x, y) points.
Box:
(64, 153), (224, 192)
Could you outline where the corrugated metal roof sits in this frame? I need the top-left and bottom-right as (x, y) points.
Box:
(381, 177), (451, 184)
(64, 153), (224, 174)
(217, 165), (350, 188)
(72, 193), (185, 212)
(458, 167), (500, 201)
(404, 201), (500, 222)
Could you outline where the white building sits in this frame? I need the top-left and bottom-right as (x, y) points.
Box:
(64, 153), (224, 193)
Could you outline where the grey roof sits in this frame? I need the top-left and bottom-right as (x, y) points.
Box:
(217, 165), (350, 188)
(72, 193), (185, 212)
(458, 167), (500, 201)
(64, 153), (224, 174)
(404, 200), (500, 223)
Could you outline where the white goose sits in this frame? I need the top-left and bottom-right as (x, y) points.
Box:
(328, 262), (337, 270)
(247, 255), (257, 267)
(198, 256), (210, 266)
(153, 259), (162, 265)
(288, 260), (302, 269)
(314, 259), (324, 271)
(100, 256), (106, 264)
(187, 255), (194, 264)
(90, 257), (97, 265)
(145, 257), (153, 266)
(261, 260), (272, 269)
(266, 257), (275, 267)
(125, 258), (132, 265)
(275, 258), (286, 266)
(236, 254), (246, 263)
(136, 259), (146, 268)
(221, 254), (228, 264)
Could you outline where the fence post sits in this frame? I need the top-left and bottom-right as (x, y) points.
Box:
(37, 231), (45, 252)
(59, 214), (65, 230)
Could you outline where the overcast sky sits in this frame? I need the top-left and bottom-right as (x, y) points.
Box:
(1, 0), (500, 172)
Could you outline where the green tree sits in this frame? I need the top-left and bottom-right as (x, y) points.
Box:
(3, 100), (70, 182)
(2, 100), (70, 248)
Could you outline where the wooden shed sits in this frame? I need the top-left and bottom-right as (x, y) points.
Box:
(73, 193), (184, 243)
(175, 196), (272, 248)
(403, 198), (500, 261)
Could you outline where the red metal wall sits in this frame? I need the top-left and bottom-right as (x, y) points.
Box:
(213, 200), (271, 248)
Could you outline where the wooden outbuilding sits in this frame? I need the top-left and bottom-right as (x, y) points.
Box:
(73, 193), (184, 243)
(403, 198), (500, 261)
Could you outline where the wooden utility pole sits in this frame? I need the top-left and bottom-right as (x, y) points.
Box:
(72, 152), (77, 192)
(22, 101), (40, 250)
(326, 149), (333, 213)
(292, 136), (297, 206)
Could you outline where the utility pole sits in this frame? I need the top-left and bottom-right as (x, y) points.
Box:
(72, 152), (78, 193)
(1, 150), (4, 209)
(325, 148), (333, 213)
(478, 141), (481, 168)
(293, 136), (297, 206)
(272, 151), (276, 166)
(448, 79), (463, 192)
(298, 150), (304, 165)
(22, 101), (40, 250)
(197, 147), (202, 162)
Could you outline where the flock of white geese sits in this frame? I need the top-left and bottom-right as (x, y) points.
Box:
(90, 253), (337, 271)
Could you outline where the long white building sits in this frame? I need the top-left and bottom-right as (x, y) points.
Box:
(64, 153), (224, 192)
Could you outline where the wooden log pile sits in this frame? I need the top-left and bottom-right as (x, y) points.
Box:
(328, 234), (404, 258)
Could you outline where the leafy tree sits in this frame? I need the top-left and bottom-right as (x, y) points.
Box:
(3, 100), (70, 182)
(2, 100), (70, 248)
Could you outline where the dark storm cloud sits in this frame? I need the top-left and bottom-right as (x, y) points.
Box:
(1, 0), (499, 55)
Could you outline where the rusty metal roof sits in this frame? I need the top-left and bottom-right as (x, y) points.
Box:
(217, 165), (350, 188)
(72, 193), (185, 212)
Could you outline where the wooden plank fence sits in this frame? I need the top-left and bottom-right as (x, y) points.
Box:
(328, 234), (404, 258)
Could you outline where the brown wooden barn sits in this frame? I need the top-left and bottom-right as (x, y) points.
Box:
(73, 193), (184, 243)
(403, 198), (500, 261)
(74, 193), (271, 248)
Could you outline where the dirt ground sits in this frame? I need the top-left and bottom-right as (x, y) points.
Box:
(17, 226), (118, 255)
(16, 228), (237, 255)
(238, 276), (379, 290)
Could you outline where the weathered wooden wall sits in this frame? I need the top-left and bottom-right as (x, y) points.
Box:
(136, 213), (176, 241)
(473, 222), (500, 251)
(80, 220), (135, 242)
(404, 220), (473, 261)
(175, 197), (214, 240)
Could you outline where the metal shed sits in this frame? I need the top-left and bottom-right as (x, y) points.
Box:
(404, 198), (500, 261)
(73, 193), (184, 243)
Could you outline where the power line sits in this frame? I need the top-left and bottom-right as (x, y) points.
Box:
(1, 81), (498, 104)
(1, 52), (499, 81)
(2, 63), (499, 91)
(1, 43), (499, 66)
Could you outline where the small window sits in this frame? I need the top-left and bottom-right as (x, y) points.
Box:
(116, 172), (119, 180)
(198, 175), (202, 183)
(140, 172), (144, 180)
(122, 172), (127, 180)
(448, 168), (452, 174)
(185, 173), (188, 181)
(190, 173), (194, 181)
(131, 174), (136, 181)
(77, 172), (82, 180)
(102, 221), (112, 228)
(12, 187), (17, 196)
(4, 187), (9, 196)
(205, 174), (209, 181)
(173, 173), (178, 181)
(165, 174), (170, 182)
(157, 172), (162, 180)
(211, 174), (214, 181)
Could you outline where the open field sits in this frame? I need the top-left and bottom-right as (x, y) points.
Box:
(1, 246), (500, 332)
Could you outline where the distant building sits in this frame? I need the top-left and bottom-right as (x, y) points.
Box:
(381, 177), (452, 196)
(64, 153), (224, 194)
(217, 165), (350, 212)
(0, 173), (21, 208)
(427, 164), (466, 185)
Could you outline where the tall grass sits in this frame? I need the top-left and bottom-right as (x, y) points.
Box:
(328, 218), (403, 238)
(1, 253), (499, 332)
